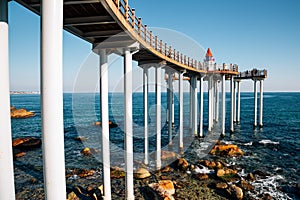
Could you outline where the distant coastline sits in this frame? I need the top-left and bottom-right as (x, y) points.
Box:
(10, 91), (40, 95)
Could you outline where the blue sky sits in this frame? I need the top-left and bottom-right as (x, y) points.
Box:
(8, 0), (300, 92)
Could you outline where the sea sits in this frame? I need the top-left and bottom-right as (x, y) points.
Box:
(11, 92), (300, 199)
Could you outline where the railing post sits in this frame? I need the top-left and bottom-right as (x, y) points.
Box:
(131, 8), (135, 28)
(41, 0), (66, 199)
(164, 43), (167, 55)
(155, 36), (158, 50)
(159, 40), (162, 53)
(124, 0), (129, 21)
(168, 46), (172, 57)
(144, 25), (147, 42)
(138, 17), (142, 36)
(150, 31), (153, 47)
(0, 0), (16, 198)
(116, 0), (120, 9)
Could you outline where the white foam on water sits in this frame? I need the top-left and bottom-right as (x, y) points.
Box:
(259, 140), (280, 145)
(243, 141), (253, 146)
(193, 165), (214, 174)
(249, 175), (292, 200)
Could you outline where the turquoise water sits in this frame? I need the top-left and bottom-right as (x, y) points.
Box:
(11, 92), (300, 199)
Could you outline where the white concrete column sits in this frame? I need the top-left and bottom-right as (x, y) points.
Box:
(259, 80), (264, 128)
(99, 49), (112, 200)
(193, 76), (198, 136)
(237, 81), (241, 124)
(167, 71), (173, 144)
(179, 71), (184, 148)
(215, 81), (219, 122)
(230, 77), (234, 133)
(254, 80), (258, 127)
(221, 75), (226, 137)
(41, 1), (66, 199)
(189, 80), (193, 131)
(233, 81), (237, 123)
(156, 66), (162, 170)
(199, 76), (204, 137)
(143, 67), (149, 165)
(208, 76), (212, 132)
(0, 1), (16, 199)
(124, 50), (134, 200)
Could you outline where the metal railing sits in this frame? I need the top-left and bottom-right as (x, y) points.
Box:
(237, 69), (267, 79)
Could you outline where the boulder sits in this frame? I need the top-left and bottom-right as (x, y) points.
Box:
(74, 136), (87, 142)
(149, 180), (175, 200)
(161, 150), (178, 160)
(10, 106), (35, 119)
(227, 184), (243, 200)
(210, 144), (244, 156)
(246, 173), (256, 182)
(216, 182), (228, 189)
(199, 160), (225, 169)
(177, 158), (189, 171)
(94, 121), (118, 128)
(110, 166), (125, 179)
(13, 149), (26, 158)
(216, 168), (238, 177)
(134, 168), (151, 179)
(81, 147), (98, 156)
(12, 137), (41, 150)
(237, 179), (254, 191)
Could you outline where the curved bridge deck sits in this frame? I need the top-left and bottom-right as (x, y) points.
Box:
(14, 0), (239, 75)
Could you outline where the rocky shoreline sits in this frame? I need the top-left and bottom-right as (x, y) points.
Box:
(13, 136), (299, 200)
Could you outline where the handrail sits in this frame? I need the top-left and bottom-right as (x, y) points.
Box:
(111, 0), (242, 74)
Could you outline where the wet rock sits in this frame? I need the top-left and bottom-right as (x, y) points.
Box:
(161, 166), (173, 173)
(74, 136), (87, 142)
(149, 180), (175, 200)
(10, 106), (35, 118)
(94, 121), (118, 128)
(216, 168), (238, 177)
(237, 179), (254, 191)
(262, 193), (273, 200)
(81, 147), (99, 156)
(67, 191), (79, 200)
(253, 170), (269, 178)
(193, 173), (209, 181)
(216, 182), (228, 189)
(13, 149), (26, 158)
(161, 150), (178, 160)
(66, 168), (96, 178)
(210, 144), (244, 156)
(134, 168), (151, 179)
(12, 137), (42, 150)
(246, 173), (256, 182)
(199, 160), (225, 169)
(227, 184), (243, 200)
(177, 158), (189, 171)
(110, 166), (125, 179)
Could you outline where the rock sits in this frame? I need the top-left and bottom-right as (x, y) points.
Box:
(253, 170), (269, 178)
(263, 193), (273, 200)
(210, 144), (244, 156)
(246, 173), (256, 181)
(216, 168), (238, 177)
(237, 179), (254, 191)
(149, 180), (175, 200)
(161, 150), (178, 160)
(67, 191), (79, 200)
(81, 147), (98, 156)
(110, 166), (125, 179)
(177, 158), (189, 171)
(77, 169), (96, 178)
(227, 185), (243, 200)
(74, 136), (87, 142)
(12, 137), (42, 150)
(13, 149), (26, 158)
(216, 182), (228, 189)
(161, 166), (173, 173)
(94, 121), (118, 128)
(10, 106), (35, 119)
(134, 168), (151, 179)
(193, 173), (209, 181)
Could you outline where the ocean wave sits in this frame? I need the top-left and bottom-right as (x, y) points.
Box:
(259, 140), (280, 145)
(250, 175), (292, 200)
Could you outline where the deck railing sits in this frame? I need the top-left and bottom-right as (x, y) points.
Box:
(237, 69), (267, 79)
(112, 0), (208, 70)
